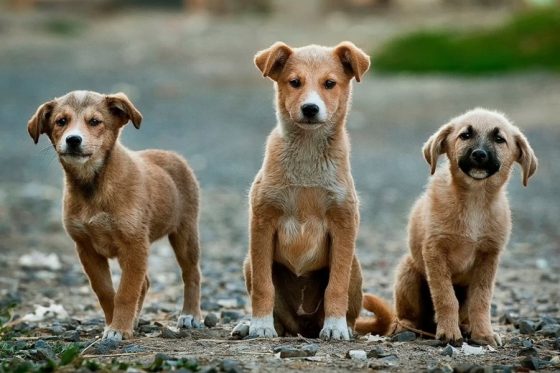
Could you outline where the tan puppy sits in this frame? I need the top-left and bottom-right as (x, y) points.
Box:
(233, 42), (370, 340)
(27, 91), (202, 341)
(356, 108), (537, 347)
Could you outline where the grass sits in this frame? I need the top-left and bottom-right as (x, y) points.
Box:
(374, 8), (560, 74)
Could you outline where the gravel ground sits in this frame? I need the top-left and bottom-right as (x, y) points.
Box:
(0, 7), (559, 372)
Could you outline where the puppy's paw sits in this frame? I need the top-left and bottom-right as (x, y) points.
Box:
(248, 315), (277, 338)
(231, 320), (250, 338)
(319, 317), (351, 341)
(102, 326), (131, 341)
(436, 323), (463, 346)
(470, 331), (502, 347)
(177, 314), (203, 329)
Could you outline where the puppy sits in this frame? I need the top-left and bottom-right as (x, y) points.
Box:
(356, 108), (537, 346)
(233, 42), (370, 340)
(27, 91), (202, 340)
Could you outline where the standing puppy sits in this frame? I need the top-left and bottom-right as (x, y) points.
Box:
(236, 42), (370, 340)
(27, 91), (202, 341)
(356, 109), (537, 347)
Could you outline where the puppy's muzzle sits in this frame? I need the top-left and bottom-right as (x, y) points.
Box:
(459, 147), (500, 180)
(66, 135), (82, 149)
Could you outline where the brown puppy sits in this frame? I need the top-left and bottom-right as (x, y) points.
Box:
(27, 91), (202, 341)
(356, 109), (537, 346)
(232, 42), (370, 340)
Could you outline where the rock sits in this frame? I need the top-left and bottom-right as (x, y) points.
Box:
(274, 344), (318, 358)
(517, 347), (538, 357)
(379, 355), (399, 366)
(201, 300), (221, 312)
(204, 313), (218, 328)
(346, 349), (367, 361)
(519, 356), (551, 370)
(220, 359), (242, 373)
(518, 319), (536, 335)
(220, 311), (241, 323)
(161, 327), (180, 339)
(94, 338), (119, 354)
(139, 324), (160, 334)
(521, 339), (533, 348)
(367, 346), (389, 358)
(440, 344), (455, 357)
(123, 344), (145, 353)
(499, 311), (518, 325)
(554, 338), (560, 350)
(49, 324), (65, 335)
(416, 339), (447, 347)
(539, 323), (560, 337)
(391, 331), (416, 342)
(62, 330), (80, 342)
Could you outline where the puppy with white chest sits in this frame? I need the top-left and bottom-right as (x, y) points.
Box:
(27, 91), (202, 341)
(356, 108), (537, 347)
(233, 42), (370, 340)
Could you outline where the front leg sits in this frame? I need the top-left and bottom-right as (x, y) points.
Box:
(424, 242), (463, 345)
(76, 243), (115, 325)
(248, 211), (278, 338)
(467, 251), (502, 347)
(320, 206), (357, 341)
(104, 238), (149, 341)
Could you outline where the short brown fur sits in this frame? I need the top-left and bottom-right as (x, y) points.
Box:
(240, 42), (370, 340)
(356, 109), (537, 346)
(27, 91), (202, 340)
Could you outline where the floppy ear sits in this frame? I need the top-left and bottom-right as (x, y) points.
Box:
(254, 42), (293, 81)
(106, 92), (142, 129)
(515, 131), (538, 187)
(423, 123), (454, 175)
(27, 100), (55, 144)
(333, 41), (371, 82)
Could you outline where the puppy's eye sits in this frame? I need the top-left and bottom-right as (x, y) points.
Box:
(56, 118), (67, 127)
(495, 135), (506, 144)
(459, 132), (471, 140)
(89, 118), (101, 126)
(324, 80), (336, 89)
(289, 79), (301, 88)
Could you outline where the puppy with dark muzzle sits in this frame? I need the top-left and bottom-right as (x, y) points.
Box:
(27, 91), (202, 341)
(355, 108), (537, 347)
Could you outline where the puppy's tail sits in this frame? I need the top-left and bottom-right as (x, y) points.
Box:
(354, 293), (395, 336)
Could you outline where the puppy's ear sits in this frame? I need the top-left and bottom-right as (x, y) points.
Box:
(423, 123), (453, 175)
(106, 92), (142, 129)
(254, 42), (293, 81)
(515, 131), (538, 187)
(27, 100), (55, 144)
(333, 41), (371, 82)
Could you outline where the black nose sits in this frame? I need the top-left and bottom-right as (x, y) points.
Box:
(470, 149), (488, 164)
(301, 103), (319, 118)
(66, 135), (82, 147)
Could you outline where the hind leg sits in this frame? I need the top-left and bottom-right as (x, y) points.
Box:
(134, 276), (150, 328)
(347, 256), (363, 336)
(169, 222), (202, 328)
(394, 255), (424, 332)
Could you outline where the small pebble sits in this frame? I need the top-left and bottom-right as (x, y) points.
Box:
(123, 344), (145, 353)
(391, 331), (416, 342)
(161, 327), (180, 339)
(49, 325), (65, 335)
(62, 330), (80, 342)
(440, 345), (455, 357)
(521, 339), (533, 348)
(539, 323), (560, 337)
(200, 300), (221, 312)
(367, 346), (388, 358)
(204, 313), (219, 328)
(517, 347), (538, 357)
(94, 338), (119, 354)
(518, 319), (536, 335)
(520, 356), (551, 370)
(347, 349), (367, 361)
(554, 338), (560, 350)
(221, 310), (241, 323)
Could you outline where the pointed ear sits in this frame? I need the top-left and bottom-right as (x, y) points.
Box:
(254, 42), (293, 81)
(106, 92), (142, 129)
(333, 41), (371, 82)
(515, 131), (538, 187)
(423, 123), (454, 175)
(27, 100), (55, 144)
